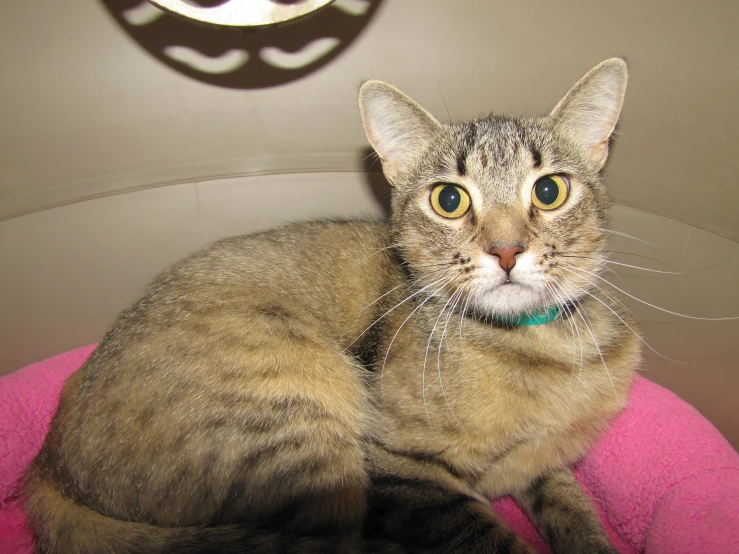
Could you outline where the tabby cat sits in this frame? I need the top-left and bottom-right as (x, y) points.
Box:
(24, 58), (639, 553)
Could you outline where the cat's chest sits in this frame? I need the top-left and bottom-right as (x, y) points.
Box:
(445, 357), (615, 471)
(375, 310), (632, 486)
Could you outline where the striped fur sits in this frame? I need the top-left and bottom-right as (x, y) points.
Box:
(23, 59), (638, 553)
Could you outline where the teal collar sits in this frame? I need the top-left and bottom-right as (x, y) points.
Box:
(496, 305), (562, 327)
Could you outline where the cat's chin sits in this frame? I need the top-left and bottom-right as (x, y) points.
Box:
(473, 282), (551, 319)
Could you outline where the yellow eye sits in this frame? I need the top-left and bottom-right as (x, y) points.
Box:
(532, 175), (569, 210)
(430, 184), (471, 218)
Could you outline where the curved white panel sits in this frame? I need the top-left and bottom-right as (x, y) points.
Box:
(0, 1), (737, 451)
(1, 0), (737, 240)
(1, 173), (737, 448)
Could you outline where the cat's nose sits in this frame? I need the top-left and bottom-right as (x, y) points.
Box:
(488, 244), (525, 274)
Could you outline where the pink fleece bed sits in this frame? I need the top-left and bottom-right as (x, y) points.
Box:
(1, 346), (738, 553)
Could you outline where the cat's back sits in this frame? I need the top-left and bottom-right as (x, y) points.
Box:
(67, 218), (397, 400)
(102, 218), (393, 342)
(29, 219), (400, 529)
(153, 218), (394, 302)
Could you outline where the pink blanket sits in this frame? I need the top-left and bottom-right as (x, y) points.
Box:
(1, 346), (738, 553)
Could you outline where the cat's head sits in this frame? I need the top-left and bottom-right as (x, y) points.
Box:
(359, 59), (627, 319)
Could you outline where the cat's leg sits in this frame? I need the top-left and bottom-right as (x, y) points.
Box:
(364, 446), (533, 554)
(514, 468), (618, 554)
(26, 320), (376, 554)
(201, 334), (375, 550)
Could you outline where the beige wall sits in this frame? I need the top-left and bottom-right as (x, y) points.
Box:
(2, 0), (738, 239)
(1, 174), (738, 449)
(1, 0), (737, 448)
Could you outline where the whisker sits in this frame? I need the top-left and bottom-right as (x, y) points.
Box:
(561, 253), (683, 276)
(359, 243), (398, 262)
(603, 267), (632, 292)
(347, 276), (450, 348)
(422, 288), (456, 426)
(358, 281), (413, 315)
(424, 286), (467, 432)
(558, 250), (661, 292)
(568, 266), (739, 321)
(558, 263), (635, 318)
(596, 227), (663, 247)
(437, 289), (467, 432)
(418, 276), (470, 426)
(437, 80), (453, 124)
(356, 267), (449, 314)
(572, 297), (618, 397)
(552, 279), (586, 385)
(559, 270), (687, 364)
(458, 287), (475, 350)
(382, 278), (453, 401)
(546, 282), (580, 382)
(566, 250), (683, 271)
(603, 260), (684, 275)
(606, 256), (732, 277)
(364, 150), (380, 162)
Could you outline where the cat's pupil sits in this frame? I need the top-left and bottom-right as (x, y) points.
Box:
(534, 177), (559, 205)
(438, 185), (461, 213)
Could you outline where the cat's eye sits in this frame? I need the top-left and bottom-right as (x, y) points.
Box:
(430, 184), (471, 219)
(532, 175), (569, 210)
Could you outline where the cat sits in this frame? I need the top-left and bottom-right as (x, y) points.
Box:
(23, 58), (639, 553)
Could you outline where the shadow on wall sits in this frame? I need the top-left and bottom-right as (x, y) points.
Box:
(100, 0), (384, 89)
(361, 147), (392, 217)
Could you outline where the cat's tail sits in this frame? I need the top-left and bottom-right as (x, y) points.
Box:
(23, 476), (403, 554)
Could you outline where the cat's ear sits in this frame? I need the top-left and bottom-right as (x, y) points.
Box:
(359, 80), (441, 185)
(549, 58), (628, 168)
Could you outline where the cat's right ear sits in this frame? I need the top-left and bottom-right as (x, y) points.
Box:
(359, 81), (441, 185)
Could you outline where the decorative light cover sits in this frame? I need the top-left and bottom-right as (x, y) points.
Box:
(148, 0), (336, 28)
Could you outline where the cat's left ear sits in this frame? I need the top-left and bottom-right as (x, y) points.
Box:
(359, 80), (441, 185)
(549, 58), (628, 168)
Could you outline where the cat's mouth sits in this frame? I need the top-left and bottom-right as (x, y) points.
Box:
(473, 277), (550, 318)
(482, 278), (535, 292)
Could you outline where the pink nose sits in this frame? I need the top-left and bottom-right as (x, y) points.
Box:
(488, 245), (525, 274)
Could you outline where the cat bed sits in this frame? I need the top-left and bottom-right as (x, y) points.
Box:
(1, 346), (737, 553)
